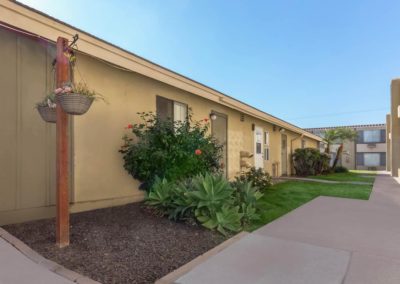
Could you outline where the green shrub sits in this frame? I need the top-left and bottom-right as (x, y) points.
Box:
(146, 177), (193, 221)
(145, 173), (263, 235)
(119, 111), (223, 190)
(292, 148), (330, 176)
(234, 167), (272, 191)
(233, 180), (263, 226)
(334, 166), (349, 173)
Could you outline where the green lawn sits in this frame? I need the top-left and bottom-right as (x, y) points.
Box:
(249, 180), (373, 231)
(307, 170), (376, 183)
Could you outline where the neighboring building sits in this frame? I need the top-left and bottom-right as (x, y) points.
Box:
(305, 124), (386, 171)
(0, 1), (321, 225)
(387, 79), (400, 177)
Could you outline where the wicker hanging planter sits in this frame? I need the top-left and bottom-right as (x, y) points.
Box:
(36, 93), (57, 123)
(37, 106), (57, 123)
(56, 93), (94, 115)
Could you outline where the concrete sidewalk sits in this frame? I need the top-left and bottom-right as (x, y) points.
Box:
(0, 237), (73, 284)
(170, 173), (400, 284)
(0, 228), (99, 284)
(277, 176), (373, 185)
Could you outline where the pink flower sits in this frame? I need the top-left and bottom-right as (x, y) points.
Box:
(63, 86), (72, 93)
(204, 118), (209, 122)
(126, 124), (133, 129)
(54, 88), (63, 94)
(195, 149), (202, 155)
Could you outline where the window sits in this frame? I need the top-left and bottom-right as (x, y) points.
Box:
(156, 96), (188, 122)
(364, 153), (380, 167)
(363, 130), (382, 143)
(357, 152), (386, 166)
(173, 101), (188, 122)
(264, 131), (270, 160)
(264, 131), (270, 146)
(264, 148), (269, 161)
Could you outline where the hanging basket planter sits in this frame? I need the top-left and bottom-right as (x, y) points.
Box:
(36, 93), (57, 123)
(37, 106), (57, 123)
(56, 93), (94, 115)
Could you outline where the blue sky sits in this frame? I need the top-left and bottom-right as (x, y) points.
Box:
(20, 0), (399, 127)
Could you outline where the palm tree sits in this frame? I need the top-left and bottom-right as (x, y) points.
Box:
(322, 128), (358, 170)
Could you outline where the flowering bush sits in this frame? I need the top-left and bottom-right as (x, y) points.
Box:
(233, 167), (272, 191)
(119, 111), (223, 190)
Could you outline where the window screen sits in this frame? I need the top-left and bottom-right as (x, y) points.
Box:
(264, 148), (269, 161)
(264, 132), (269, 146)
(364, 153), (380, 166)
(264, 132), (270, 160)
(173, 101), (188, 122)
(363, 130), (381, 143)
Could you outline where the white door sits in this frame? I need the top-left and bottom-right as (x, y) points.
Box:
(254, 126), (264, 169)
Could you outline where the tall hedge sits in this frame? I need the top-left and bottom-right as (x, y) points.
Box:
(292, 148), (330, 176)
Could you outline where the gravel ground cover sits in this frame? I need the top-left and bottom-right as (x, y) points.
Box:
(3, 203), (225, 284)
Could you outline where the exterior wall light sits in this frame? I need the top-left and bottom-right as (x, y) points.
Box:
(279, 127), (285, 133)
(210, 112), (217, 121)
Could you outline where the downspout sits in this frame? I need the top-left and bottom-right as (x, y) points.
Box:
(290, 134), (304, 175)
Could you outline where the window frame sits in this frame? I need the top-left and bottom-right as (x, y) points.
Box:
(156, 95), (188, 123)
(363, 152), (381, 167)
(362, 129), (382, 143)
(264, 131), (270, 161)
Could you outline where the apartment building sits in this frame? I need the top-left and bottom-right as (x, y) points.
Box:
(305, 124), (386, 170)
(0, 1), (321, 225)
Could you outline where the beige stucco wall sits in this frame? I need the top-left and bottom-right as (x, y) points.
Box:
(391, 79), (400, 177)
(386, 114), (391, 172)
(0, 28), (58, 225)
(356, 143), (386, 153)
(341, 141), (356, 170)
(72, 52), (320, 204)
(0, 25), (320, 224)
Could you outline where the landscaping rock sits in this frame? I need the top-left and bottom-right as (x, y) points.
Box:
(3, 203), (225, 284)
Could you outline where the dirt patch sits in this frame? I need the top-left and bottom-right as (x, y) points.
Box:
(3, 203), (225, 284)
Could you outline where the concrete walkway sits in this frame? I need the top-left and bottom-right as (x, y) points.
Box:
(170, 173), (400, 284)
(0, 228), (99, 284)
(277, 176), (373, 185)
(0, 237), (73, 284)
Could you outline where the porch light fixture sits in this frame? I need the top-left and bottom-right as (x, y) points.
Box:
(279, 127), (285, 133)
(210, 112), (217, 121)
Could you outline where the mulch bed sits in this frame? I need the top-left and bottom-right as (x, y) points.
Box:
(3, 203), (226, 284)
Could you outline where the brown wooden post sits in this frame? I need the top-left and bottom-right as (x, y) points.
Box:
(56, 37), (70, 248)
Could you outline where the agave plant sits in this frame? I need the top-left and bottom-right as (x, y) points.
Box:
(146, 177), (194, 220)
(188, 173), (234, 213)
(233, 180), (263, 226)
(196, 205), (243, 236)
